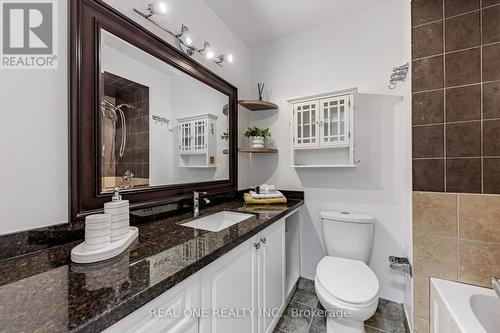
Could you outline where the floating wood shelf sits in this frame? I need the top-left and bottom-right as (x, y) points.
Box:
(238, 148), (279, 154)
(238, 100), (278, 111)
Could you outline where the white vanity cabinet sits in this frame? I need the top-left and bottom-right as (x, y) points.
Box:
(102, 218), (288, 333)
(199, 219), (285, 333)
(176, 113), (218, 168)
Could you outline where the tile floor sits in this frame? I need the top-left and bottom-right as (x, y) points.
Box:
(274, 278), (409, 333)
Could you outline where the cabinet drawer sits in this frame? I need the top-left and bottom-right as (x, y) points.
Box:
(104, 274), (200, 333)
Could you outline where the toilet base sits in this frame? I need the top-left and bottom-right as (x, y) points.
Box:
(327, 316), (365, 333)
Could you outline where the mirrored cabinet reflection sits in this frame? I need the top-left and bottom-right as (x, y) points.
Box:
(177, 113), (218, 168)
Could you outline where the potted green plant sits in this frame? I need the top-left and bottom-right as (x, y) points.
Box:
(244, 126), (271, 148)
(221, 129), (230, 141)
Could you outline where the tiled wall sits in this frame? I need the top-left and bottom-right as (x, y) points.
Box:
(412, 192), (500, 332)
(411, 1), (500, 332)
(412, 0), (500, 193)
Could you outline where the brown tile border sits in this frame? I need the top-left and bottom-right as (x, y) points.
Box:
(413, 2), (500, 194)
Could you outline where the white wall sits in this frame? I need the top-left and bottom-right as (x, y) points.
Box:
(0, 0), (251, 235)
(248, 0), (411, 303)
(0, 0), (68, 235)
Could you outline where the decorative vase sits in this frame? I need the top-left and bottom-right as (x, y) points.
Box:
(251, 136), (265, 148)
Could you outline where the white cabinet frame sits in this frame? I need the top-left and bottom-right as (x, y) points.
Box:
(287, 88), (357, 168)
(176, 113), (218, 168)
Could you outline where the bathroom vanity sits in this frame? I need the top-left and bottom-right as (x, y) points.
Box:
(105, 214), (286, 333)
(0, 198), (302, 333)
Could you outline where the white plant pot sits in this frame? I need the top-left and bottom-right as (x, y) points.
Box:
(251, 136), (265, 148)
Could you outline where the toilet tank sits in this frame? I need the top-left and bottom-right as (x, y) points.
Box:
(320, 211), (374, 263)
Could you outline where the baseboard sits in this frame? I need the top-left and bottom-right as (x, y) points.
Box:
(403, 303), (412, 333)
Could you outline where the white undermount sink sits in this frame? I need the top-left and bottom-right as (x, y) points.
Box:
(181, 211), (254, 232)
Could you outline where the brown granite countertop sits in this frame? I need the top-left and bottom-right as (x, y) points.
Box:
(0, 199), (303, 333)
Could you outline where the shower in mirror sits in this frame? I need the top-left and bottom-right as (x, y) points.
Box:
(100, 71), (151, 192)
(100, 99), (133, 158)
(98, 29), (230, 195)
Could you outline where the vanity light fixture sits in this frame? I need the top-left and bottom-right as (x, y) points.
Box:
(201, 42), (215, 59)
(133, 5), (233, 67)
(145, 0), (167, 18)
(176, 25), (193, 46)
(215, 54), (233, 65)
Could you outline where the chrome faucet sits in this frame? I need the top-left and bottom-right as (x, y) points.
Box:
(193, 191), (210, 217)
(492, 277), (500, 299)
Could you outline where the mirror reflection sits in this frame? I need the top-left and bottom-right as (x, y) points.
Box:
(99, 30), (230, 192)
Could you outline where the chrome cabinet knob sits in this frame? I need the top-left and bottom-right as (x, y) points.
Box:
(254, 242), (261, 250)
(260, 237), (266, 244)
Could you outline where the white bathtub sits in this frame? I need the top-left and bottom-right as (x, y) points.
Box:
(430, 278), (500, 333)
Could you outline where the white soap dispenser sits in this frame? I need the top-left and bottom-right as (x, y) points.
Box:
(104, 187), (130, 242)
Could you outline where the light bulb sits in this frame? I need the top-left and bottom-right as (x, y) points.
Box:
(149, 0), (167, 15)
(227, 54), (233, 63)
(206, 51), (215, 59)
(184, 34), (193, 45)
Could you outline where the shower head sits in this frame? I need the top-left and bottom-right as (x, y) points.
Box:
(101, 100), (118, 121)
(114, 104), (134, 110)
(100, 101), (134, 121)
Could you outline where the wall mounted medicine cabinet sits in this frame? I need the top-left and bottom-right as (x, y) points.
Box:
(177, 113), (218, 168)
(287, 88), (358, 168)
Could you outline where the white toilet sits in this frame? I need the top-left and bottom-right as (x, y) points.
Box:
(315, 211), (379, 333)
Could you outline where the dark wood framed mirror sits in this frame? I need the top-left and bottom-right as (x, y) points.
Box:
(69, 0), (238, 220)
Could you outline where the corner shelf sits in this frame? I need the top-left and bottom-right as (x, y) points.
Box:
(238, 148), (278, 154)
(238, 100), (278, 111)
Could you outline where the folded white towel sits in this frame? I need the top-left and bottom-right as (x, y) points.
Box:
(259, 184), (276, 193)
(250, 190), (284, 199)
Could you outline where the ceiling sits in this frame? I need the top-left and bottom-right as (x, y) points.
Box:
(203, 0), (388, 47)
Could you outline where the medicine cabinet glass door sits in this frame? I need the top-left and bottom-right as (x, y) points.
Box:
(320, 95), (350, 147)
(293, 101), (319, 147)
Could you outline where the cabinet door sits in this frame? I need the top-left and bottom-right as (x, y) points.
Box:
(193, 120), (207, 152)
(199, 240), (258, 333)
(179, 121), (193, 152)
(293, 101), (319, 148)
(319, 95), (351, 146)
(103, 274), (200, 333)
(258, 220), (285, 333)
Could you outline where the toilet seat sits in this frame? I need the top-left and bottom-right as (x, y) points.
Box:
(316, 256), (379, 305)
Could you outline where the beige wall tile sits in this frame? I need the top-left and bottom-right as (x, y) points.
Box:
(413, 276), (430, 319)
(413, 192), (457, 237)
(459, 194), (500, 243)
(413, 317), (429, 333)
(459, 240), (500, 287)
(413, 234), (458, 279)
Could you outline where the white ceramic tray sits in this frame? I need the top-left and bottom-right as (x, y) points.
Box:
(71, 227), (138, 264)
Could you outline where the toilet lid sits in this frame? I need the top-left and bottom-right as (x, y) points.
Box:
(316, 256), (379, 304)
